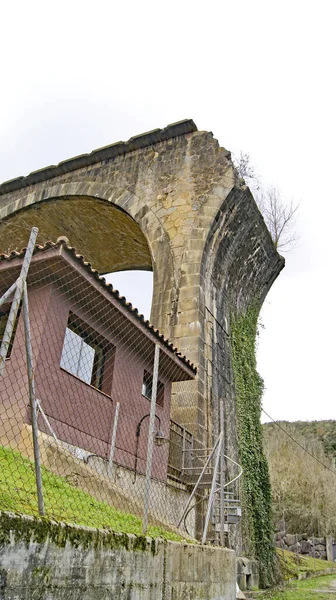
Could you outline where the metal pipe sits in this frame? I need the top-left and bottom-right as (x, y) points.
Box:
(36, 399), (58, 444)
(133, 413), (161, 483)
(220, 400), (225, 546)
(142, 344), (160, 534)
(177, 434), (221, 528)
(0, 281), (17, 308)
(108, 402), (120, 478)
(0, 227), (38, 376)
(0, 280), (23, 375)
(182, 427), (186, 477)
(22, 281), (44, 516)
(202, 431), (223, 544)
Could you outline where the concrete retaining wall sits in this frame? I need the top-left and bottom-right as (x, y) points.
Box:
(0, 512), (236, 599)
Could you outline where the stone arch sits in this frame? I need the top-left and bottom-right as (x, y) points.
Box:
(198, 186), (285, 552)
(0, 182), (175, 331)
(199, 186), (284, 441)
(201, 186), (284, 316)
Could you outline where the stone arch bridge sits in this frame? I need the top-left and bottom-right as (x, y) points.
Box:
(0, 119), (284, 548)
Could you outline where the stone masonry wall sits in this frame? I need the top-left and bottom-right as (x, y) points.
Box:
(0, 512), (236, 600)
(275, 531), (329, 560)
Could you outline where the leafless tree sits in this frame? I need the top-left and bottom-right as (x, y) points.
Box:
(256, 186), (299, 252)
(234, 151), (260, 188)
(233, 152), (298, 252)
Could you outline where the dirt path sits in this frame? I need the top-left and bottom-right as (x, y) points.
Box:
(313, 578), (336, 595)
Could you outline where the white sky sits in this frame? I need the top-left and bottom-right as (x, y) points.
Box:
(1, 0), (335, 423)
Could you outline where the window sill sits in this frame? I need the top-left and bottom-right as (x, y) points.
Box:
(60, 367), (113, 401)
(142, 394), (163, 408)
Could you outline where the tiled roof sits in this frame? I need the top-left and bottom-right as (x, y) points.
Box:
(0, 240), (197, 375)
(0, 120), (197, 196)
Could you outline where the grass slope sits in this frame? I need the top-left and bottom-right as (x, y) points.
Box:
(277, 549), (336, 580)
(0, 446), (184, 541)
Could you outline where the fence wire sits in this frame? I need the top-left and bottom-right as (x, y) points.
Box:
(0, 230), (203, 539)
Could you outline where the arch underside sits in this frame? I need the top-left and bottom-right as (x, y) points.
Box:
(0, 196), (152, 274)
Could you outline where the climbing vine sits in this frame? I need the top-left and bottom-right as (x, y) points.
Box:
(231, 304), (280, 588)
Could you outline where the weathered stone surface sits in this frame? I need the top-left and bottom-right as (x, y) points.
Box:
(326, 536), (333, 562)
(315, 537), (325, 545)
(284, 534), (297, 547)
(300, 540), (312, 554)
(275, 531), (330, 561)
(236, 557), (259, 591)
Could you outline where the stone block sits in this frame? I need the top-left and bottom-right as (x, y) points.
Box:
(300, 541), (312, 554)
(326, 536), (333, 562)
(284, 534), (297, 547)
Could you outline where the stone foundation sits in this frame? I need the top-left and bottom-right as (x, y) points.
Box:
(236, 557), (259, 592)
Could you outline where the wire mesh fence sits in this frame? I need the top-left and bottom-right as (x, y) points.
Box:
(0, 227), (243, 544)
(0, 228), (203, 539)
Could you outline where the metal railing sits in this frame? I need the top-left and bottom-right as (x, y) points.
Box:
(167, 419), (193, 482)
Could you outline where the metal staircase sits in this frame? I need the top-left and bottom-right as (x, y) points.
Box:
(178, 430), (243, 544)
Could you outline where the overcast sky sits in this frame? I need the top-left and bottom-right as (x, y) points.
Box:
(1, 0), (335, 423)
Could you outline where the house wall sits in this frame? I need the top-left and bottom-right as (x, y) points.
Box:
(0, 281), (172, 481)
(0, 285), (51, 449)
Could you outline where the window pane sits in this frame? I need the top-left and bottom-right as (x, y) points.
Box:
(60, 328), (82, 376)
(60, 313), (111, 391)
(142, 372), (152, 399)
(77, 340), (95, 384)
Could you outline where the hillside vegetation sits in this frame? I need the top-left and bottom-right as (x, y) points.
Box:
(263, 421), (336, 536)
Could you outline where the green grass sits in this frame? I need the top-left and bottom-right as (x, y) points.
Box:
(263, 574), (336, 599)
(277, 548), (336, 580)
(0, 446), (184, 541)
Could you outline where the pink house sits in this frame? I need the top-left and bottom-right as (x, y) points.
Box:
(0, 240), (196, 482)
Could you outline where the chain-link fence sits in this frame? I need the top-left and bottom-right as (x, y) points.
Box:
(0, 228), (204, 539)
(0, 227), (243, 544)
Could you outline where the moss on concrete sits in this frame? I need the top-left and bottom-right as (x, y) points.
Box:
(0, 511), (160, 553)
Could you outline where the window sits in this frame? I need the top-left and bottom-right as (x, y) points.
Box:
(60, 313), (112, 392)
(142, 370), (164, 407)
(0, 305), (21, 359)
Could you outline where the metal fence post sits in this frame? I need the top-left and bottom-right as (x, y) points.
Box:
(142, 344), (160, 534)
(313, 534), (316, 570)
(22, 281), (45, 516)
(220, 399), (225, 546)
(108, 402), (120, 478)
(0, 227), (38, 376)
(202, 431), (223, 544)
(181, 427), (186, 477)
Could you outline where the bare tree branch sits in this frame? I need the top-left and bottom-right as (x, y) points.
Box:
(256, 187), (299, 251)
(233, 153), (299, 252)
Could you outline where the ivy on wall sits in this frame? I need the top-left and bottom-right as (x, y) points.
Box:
(231, 304), (280, 588)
